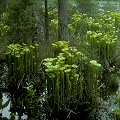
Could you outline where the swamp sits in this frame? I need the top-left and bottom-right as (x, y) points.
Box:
(1, 0), (120, 120)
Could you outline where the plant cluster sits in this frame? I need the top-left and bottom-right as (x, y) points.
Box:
(4, 43), (44, 119)
(86, 31), (117, 60)
(43, 41), (101, 119)
(84, 12), (120, 104)
(5, 43), (39, 80)
(85, 12), (120, 63)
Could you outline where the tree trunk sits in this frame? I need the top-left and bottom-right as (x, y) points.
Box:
(58, 0), (69, 41)
(45, 0), (49, 41)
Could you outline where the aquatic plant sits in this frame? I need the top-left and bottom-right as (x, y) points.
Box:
(5, 43), (39, 80)
(86, 31), (118, 61)
(52, 40), (68, 57)
(43, 41), (101, 119)
(4, 42), (44, 119)
(5, 43), (38, 93)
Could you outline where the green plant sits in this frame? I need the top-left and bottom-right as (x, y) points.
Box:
(43, 41), (101, 119)
(86, 31), (118, 61)
(52, 40), (68, 57)
(69, 12), (88, 40)
(49, 18), (58, 39)
(5, 43), (39, 80)
(0, 0), (36, 44)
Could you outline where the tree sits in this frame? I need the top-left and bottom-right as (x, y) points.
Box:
(45, 0), (49, 41)
(58, 0), (69, 41)
(1, 0), (36, 44)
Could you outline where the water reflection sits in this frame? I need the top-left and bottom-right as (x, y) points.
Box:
(2, 93), (10, 119)
(1, 93), (27, 119)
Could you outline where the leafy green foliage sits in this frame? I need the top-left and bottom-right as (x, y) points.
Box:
(5, 43), (39, 79)
(98, 1), (119, 13)
(4, 43), (44, 119)
(86, 12), (120, 62)
(0, 0), (36, 44)
(43, 41), (101, 119)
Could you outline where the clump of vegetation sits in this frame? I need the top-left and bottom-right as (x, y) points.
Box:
(43, 41), (101, 119)
(5, 43), (39, 79)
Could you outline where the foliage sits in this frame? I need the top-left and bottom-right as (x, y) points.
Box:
(68, 11), (120, 65)
(4, 43), (45, 119)
(5, 43), (39, 80)
(42, 10), (120, 117)
(86, 31), (117, 61)
(43, 41), (101, 119)
(86, 12), (120, 62)
(0, 0), (37, 44)
(69, 12), (88, 40)
(0, 40), (8, 61)
(49, 18), (58, 39)
(84, 12), (120, 114)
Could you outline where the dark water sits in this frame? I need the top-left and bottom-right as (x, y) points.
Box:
(0, 61), (120, 120)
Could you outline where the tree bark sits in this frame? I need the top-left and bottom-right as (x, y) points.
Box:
(58, 0), (69, 41)
(45, 0), (49, 41)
